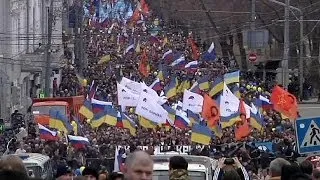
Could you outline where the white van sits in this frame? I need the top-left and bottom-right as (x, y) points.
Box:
(152, 152), (217, 180)
(2, 153), (53, 179)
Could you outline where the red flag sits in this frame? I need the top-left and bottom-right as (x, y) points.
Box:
(202, 94), (220, 128)
(235, 120), (251, 141)
(131, 8), (141, 24)
(141, 0), (150, 15)
(139, 50), (150, 77)
(239, 100), (247, 123)
(188, 38), (200, 60)
(271, 85), (298, 120)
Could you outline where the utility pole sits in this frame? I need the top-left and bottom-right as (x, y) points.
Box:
(268, 0), (304, 99)
(282, 0), (290, 89)
(26, 0), (30, 53)
(44, 0), (54, 97)
(299, 13), (304, 101)
(251, 0), (256, 30)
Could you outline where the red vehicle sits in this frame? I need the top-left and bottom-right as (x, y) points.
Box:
(32, 96), (85, 125)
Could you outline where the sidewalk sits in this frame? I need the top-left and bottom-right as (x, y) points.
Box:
(299, 98), (320, 104)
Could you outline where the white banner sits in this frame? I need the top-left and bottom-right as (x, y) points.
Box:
(182, 90), (204, 113)
(120, 77), (141, 94)
(135, 93), (168, 124)
(140, 82), (167, 105)
(116, 145), (205, 154)
(220, 83), (240, 117)
(117, 83), (139, 107)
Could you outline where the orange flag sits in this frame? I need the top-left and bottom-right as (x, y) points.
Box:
(139, 50), (150, 77)
(271, 85), (298, 120)
(202, 94), (220, 128)
(235, 120), (251, 141)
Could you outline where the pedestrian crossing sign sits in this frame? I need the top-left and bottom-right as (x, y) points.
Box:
(296, 117), (320, 154)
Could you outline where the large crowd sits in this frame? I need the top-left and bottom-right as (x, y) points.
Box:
(0, 0), (308, 179)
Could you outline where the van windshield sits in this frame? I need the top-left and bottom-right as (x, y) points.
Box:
(153, 170), (206, 180)
(32, 106), (66, 116)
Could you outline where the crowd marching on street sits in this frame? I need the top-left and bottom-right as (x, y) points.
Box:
(0, 0), (319, 180)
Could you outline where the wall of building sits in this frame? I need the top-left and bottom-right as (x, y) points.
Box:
(0, 0), (64, 119)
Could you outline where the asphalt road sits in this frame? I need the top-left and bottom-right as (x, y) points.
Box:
(299, 104), (320, 118)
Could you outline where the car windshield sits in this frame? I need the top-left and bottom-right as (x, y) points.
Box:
(32, 106), (66, 116)
(153, 170), (206, 180)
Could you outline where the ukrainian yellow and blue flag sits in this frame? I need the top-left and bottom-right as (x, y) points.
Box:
(250, 111), (265, 131)
(76, 73), (87, 87)
(139, 116), (157, 129)
(220, 112), (241, 129)
(211, 122), (223, 138)
(49, 109), (73, 133)
(157, 63), (169, 81)
(164, 76), (178, 99)
(187, 109), (200, 125)
(79, 100), (94, 120)
(191, 124), (212, 145)
(104, 107), (118, 126)
(91, 106), (118, 128)
(121, 112), (137, 136)
(223, 70), (240, 85)
(177, 77), (190, 94)
(198, 75), (210, 90)
(162, 104), (175, 131)
(72, 115), (82, 136)
(209, 76), (224, 97)
(231, 84), (241, 99)
(189, 81), (201, 94)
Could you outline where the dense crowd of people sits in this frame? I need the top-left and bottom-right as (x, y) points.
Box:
(0, 0), (309, 179)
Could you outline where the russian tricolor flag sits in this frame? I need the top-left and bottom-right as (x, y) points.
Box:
(87, 80), (97, 100)
(174, 110), (190, 129)
(162, 50), (174, 63)
(185, 61), (199, 71)
(171, 55), (186, 69)
(259, 95), (273, 109)
(91, 98), (112, 114)
(38, 124), (58, 141)
(202, 42), (217, 61)
(124, 39), (135, 54)
(67, 135), (90, 149)
(149, 78), (162, 91)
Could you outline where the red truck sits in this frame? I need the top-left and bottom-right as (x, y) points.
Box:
(32, 96), (85, 125)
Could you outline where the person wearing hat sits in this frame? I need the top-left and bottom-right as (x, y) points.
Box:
(82, 167), (99, 180)
(56, 165), (73, 180)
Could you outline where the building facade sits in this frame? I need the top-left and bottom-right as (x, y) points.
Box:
(0, 0), (65, 120)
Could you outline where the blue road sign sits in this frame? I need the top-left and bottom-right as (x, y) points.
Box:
(296, 117), (320, 154)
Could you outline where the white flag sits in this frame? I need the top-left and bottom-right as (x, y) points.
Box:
(182, 90), (204, 113)
(140, 82), (167, 105)
(220, 83), (240, 117)
(120, 77), (141, 94)
(135, 93), (168, 124)
(250, 103), (258, 114)
(117, 83), (139, 107)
